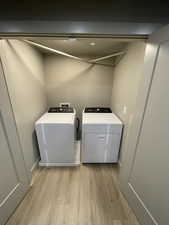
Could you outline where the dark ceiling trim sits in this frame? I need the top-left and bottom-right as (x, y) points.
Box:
(0, 21), (163, 37)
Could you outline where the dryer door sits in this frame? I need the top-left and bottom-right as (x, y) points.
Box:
(82, 132), (120, 163)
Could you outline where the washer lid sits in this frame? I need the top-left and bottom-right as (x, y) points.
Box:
(36, 112), (75, 124)
(83, 113), (122, 125)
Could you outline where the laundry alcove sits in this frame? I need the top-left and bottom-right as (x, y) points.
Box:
(0, 34), (147, 225)
(0, 37), (146, 176)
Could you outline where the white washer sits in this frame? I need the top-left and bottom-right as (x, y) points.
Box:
(82, 107), (123, 163)
(35, 107), (80, 166)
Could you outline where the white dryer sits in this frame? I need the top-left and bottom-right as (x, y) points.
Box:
(82, 107), (123, 163)
(35, 107), (80, 166)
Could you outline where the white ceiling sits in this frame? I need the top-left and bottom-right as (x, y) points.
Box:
(28, 37), (139, 58)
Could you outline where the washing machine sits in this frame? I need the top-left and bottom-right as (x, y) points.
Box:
(35, 107), (80, 166)
(82, 107), (123, 163)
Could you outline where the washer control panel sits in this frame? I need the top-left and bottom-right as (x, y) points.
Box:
(48, 107), (74, 113)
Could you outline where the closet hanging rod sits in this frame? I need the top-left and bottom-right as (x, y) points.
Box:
(22, 39), (124, 67)
(23, 40), (86, 62)
(88, 51), (125, 63)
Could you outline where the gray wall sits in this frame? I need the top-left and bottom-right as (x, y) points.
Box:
(0, 40), (47, 180)
(111, 41), (146, 163)
(44, 54), (114, 125)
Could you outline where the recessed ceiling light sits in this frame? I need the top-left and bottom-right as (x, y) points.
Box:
(90, 42), (96, 46)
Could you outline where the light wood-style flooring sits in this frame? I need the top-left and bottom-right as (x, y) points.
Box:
(6, 164), (140, 225)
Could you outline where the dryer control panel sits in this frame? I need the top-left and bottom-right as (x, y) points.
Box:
(84, 107), (112, 113)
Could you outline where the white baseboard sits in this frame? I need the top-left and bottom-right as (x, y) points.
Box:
(118, 160), (122, 168)
(30, 157), (40, 186)
(39, 161), (80, 167)
(30, 157), (40, 173)
(128, 183), (158, 225)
